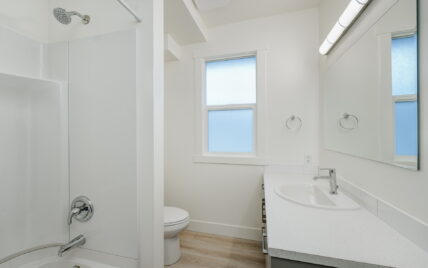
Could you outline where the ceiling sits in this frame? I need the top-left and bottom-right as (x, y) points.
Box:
(195, 0), (321, 27)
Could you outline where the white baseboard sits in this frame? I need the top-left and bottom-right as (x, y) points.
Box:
(188, 219), (262, 241)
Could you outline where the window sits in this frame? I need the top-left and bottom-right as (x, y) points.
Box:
(206, 56), (256, 154)
(194, 50), (267, 165)
(391, 34), (418, 159)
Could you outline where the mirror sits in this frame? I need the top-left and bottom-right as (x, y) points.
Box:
(323, 0), (419, 170)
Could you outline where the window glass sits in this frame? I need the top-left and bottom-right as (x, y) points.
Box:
(395, 101), (418, 156)
(392, 35), (418, 96)
(206, 56), (256, 105)
(208, 109), (253, 153)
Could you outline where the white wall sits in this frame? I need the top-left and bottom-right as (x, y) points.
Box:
(1, 1), (165, 266)
(319, 0), (428, 224)
(0, 0), (49, 42)
(43, 30), (139, 260)
(68, 30), (138, 259)
(165, 9), (320, 240)
(0, 73), (67, 260)
(47, 0), (141, 43)
(0, 11), (68, 260)
(0, 26), (42, 78)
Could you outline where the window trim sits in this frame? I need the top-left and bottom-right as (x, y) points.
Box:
(193, 48), (267, 165)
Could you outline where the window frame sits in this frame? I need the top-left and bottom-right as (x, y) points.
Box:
(193, 48), (267, 165)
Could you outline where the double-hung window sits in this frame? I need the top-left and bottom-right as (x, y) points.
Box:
(194, 50), (266, 165)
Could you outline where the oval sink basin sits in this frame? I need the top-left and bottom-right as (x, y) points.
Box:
(275, 183), (360, 210)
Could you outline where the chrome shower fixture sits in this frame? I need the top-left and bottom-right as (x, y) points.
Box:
(53, 7), (91, 25)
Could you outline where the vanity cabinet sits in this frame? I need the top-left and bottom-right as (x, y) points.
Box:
(271, 257), (333, 268)
(263, 182), (333, 268)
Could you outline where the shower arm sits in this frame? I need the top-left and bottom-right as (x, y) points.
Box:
(69, 11), (85, 19)
(116, 0), (142, 23)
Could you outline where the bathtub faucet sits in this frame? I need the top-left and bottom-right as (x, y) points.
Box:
(58, 235), (86, 257)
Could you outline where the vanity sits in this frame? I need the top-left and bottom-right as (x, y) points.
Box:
(262, 166), (428, 268)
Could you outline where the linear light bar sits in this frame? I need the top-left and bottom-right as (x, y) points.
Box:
(319, 0), (371, 55)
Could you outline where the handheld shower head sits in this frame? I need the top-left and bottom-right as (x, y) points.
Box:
(53, 8), (90, 25)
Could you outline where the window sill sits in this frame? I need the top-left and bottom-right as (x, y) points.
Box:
(193, 154), (267, 166)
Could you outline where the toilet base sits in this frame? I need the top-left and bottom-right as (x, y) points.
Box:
(164, 236), (182, 266)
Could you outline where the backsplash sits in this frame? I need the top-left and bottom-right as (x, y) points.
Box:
(338, 177), (428, 254)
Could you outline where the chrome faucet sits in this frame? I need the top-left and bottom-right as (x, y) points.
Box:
(314, 168), (338, 195)
(68, 196), (94, 225)
(68, 207), (82, 225)
(58, 235), (86, 257)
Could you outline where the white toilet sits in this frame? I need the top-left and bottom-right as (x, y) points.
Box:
(164, 207), (190, 266)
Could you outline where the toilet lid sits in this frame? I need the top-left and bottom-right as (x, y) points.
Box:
(164, 207), (189, 226)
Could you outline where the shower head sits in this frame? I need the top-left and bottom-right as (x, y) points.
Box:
(53, 7), (91, 25)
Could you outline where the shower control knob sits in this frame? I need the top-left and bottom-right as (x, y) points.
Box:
(68, 196), (94, 225)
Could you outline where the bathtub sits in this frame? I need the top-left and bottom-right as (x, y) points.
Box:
(1, 247), (137, 268)
(19, 257), (118, 268)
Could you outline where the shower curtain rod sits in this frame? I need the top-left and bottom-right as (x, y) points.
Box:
(116, 0), (142, 23)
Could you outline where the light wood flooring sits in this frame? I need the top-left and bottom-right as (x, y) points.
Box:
(167, 231), (266, 268)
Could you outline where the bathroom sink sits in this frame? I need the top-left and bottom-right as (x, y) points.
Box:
(275, 183), (360, 210)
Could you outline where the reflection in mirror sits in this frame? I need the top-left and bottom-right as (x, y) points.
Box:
(323, 0), (418, 170)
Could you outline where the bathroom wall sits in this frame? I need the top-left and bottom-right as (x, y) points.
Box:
(47, 0), (141, 43)
(45, 1), (165, 266)
(0, 25), (43, 77)
(43, 30), (139, 261)
(319, 0), (428, 224)
(165, 9), (320, 240)
(0, 73), (68, 260)
(0, 11), (68, 259)
(0, 0), (49, 42)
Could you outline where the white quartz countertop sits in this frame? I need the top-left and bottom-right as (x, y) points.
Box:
(264, 168), (428, 268)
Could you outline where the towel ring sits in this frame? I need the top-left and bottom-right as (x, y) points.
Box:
(286, 115), (302, 131)
(338, 113), (359, 130)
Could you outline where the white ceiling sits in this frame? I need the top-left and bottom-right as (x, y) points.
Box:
(195, 0), (321, 27)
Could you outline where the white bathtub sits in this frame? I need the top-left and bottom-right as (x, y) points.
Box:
(19, 257), (118, 268)
(1, 247), (137, 268)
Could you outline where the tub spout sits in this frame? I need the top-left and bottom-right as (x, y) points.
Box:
(58, 235), (86, 257)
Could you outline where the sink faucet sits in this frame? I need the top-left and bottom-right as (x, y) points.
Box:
(58, 235), (86, 257)
(314, 168), (338, 195)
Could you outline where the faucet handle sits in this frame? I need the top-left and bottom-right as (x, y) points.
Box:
(68, 196), (94, 225)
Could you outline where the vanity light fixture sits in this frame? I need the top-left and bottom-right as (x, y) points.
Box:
(319, 0), (372, 55)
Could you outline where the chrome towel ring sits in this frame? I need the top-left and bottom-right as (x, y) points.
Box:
(286, 115), (302, 131)
(338, 113), (359, 130)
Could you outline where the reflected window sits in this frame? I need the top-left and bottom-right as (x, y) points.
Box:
(392, 35), (418, 96)
(391, 34), (418, 158)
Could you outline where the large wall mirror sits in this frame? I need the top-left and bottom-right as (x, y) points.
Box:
(323, 0), (419, 170)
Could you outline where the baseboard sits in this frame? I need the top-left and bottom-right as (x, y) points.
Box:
(188, 219), (262, 241)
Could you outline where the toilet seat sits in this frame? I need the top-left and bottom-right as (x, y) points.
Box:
(164, 207), (189, 227)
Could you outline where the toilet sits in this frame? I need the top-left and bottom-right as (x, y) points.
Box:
(164, 207), (190, 266)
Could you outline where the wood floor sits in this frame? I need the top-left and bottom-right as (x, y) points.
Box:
(167, 231), (266, 268)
